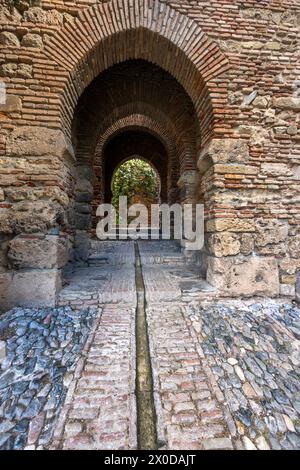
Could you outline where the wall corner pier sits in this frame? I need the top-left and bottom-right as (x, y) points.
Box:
(0, 126), (74, 311)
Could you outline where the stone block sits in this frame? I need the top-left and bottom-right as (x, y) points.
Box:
(272, 97), (300, 111)
(252, 96), (269, 108)
(208, 233), (240, 257)
(75, 213), (91, 230)
(74, 231), (90, 262)
(255, 219), (288, 247)
(206, 218), (256, 233)
(0, 156), (26, 169)
(0, 235), (10, 269)
(47, 10), (63, 25)
(214, 164), (259, 175)
(198, 139), (250, 172)
(280, 275), (296, 285)
(0, 32), (20, 47)
(7, 234), (70, 269)
(0, 6), (21, 23)
(202, 438), (233, 450)
(280, 284), (295, 297)
(5, 187), (69, 207)
(75, 174), (94, 203)
(266, 41), (281, 50)
(207, 256), (279, 297)
(177, 170), (199, 188)
(240, 233), (255, 255)
(1, 63), (32, 79)
(75, 203), (91, 215)
(0, 201), (60, 235)
(76, 166), (95, 182)
(0, 340), (6, 363)
(0, 269), (61, 311)
(0, 95), (22, 113)
(279, 258), (300, 275)
(23, 7), (47, 23)
(75, 192), (93, 203)
(0, 212), (12, 234)
(21, 33), (43, 48)
(296, 270), (300, 304)
(242, 41), (263, 50)
(261, 163), (292, 177)
(288, 234), (300, 259)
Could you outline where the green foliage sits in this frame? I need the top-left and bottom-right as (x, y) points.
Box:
(112, 159), (159, 212)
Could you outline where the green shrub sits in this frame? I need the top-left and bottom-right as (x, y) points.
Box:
(112, 159), (159, 218)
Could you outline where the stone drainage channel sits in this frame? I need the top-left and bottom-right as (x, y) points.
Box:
(134, 242), (158, 450)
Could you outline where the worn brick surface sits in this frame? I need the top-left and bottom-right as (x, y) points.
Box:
(51, 304), (137, 450)
(147, 303), (234, 450)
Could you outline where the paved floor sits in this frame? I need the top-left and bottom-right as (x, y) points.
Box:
(1, 240), (300, 449)
(0, 306), (97, 450)
(51, 305), (137, 450)
(51, 241), (300, 450)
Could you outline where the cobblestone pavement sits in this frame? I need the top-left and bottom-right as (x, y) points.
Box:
(147, 300), (300, 450)
(184, 300), (300, 450)
(0, 240), (300, 450)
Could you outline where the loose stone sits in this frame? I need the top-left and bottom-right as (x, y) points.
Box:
(242, 436), (257, 450)
(256, 435), (270, 450)
(228, 358), (238, 366)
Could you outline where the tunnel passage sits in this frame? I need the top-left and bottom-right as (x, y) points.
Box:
(98, 130), (168, 210)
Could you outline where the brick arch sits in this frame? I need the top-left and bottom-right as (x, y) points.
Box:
(43, 0), (229, 145)
(93, 101), (187, 174)
(73, 60), (198, 175)
(96, 114), (177, 162)
(101, 129), (170, 205)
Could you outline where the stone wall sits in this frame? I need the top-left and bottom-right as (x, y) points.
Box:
(0, 0), (299, 307)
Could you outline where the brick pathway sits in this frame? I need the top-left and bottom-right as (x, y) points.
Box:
(50, 305), (137, 450)
(47, 240), (300, 450)
(50, 242), (137, 449)
(147, 304), (233, 450)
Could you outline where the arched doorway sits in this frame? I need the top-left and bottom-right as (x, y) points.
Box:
(2, 0), (239, 310)
(71, 59), (200, 260)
